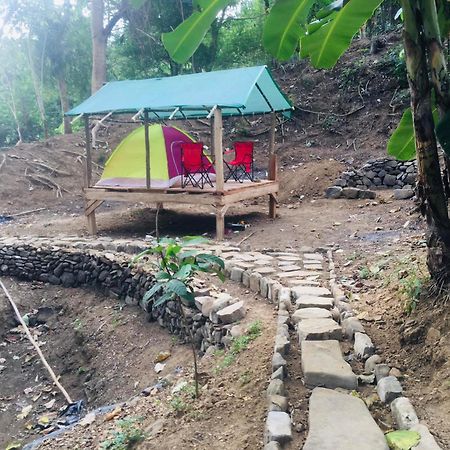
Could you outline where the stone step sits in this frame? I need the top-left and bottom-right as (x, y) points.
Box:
(297, 318), (342, 342)
(292, 307), (332, 324)
(303, 387), (389, 450)
(301, 340), (357, 390)
(291, 285), (331, 298)
(295, 296), (333, 310)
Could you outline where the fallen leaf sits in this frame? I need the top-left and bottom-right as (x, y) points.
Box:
(5, 442), (22, 450)
(154, 363), (165, 374)
(385, 430), (421, 449)
(154, 351), (171, 363)
(17, 405), (32, 420)
(44, 399), (55, 409)
(105, 406), (122, 422)
(38, 415), (50, 427)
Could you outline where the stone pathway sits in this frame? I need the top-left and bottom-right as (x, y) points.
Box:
(0, 235), (442, 449)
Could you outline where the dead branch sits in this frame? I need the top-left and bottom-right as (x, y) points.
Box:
(0, 280), (73, 404)
(11, 207), (46, 217)
(295, 103), (365, 117)
(27, 160), (71, 177)
(8, 154), (25, 160)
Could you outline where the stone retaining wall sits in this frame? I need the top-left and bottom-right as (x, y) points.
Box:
(333, 158), (416, 190)
(0, 240), (241, 353)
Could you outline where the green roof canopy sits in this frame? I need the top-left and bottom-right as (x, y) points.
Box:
(66, 66), (293, 120)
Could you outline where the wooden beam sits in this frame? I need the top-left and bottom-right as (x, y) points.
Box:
(85, 199), (104, 217)
(268, 112), (277, 218)
(86, 210), (97, 235)
(144, 110), (150, 189)
(84, 115), (92, 188)
(213, 108), (224, 193)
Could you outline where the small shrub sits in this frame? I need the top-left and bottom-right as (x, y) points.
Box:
(170, 396), (189, 413)
(100, 417), (146, 450)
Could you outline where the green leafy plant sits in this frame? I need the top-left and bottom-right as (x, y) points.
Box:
(170, 396), (189, 413)
(100, 417), (146, 450)
(133, 236), (225, 398)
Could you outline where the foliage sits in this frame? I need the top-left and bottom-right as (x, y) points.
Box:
(133, 236), (224, 311)
(170, 396), (189, 413)
(100, 417), (146, 450)
(385, 430), (421, 450)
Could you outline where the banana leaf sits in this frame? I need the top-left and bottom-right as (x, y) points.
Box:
(387, 107), (416, 161)
(436, 110), (450, 156)
(301, 0), (383, 69)
(263, 0), (316, 61)
(162, 0), (232, 64)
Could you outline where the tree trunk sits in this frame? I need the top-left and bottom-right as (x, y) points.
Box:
(401, 0), (450, 285)
(91, 0), (107, 94)
(57, 77), (72, 134)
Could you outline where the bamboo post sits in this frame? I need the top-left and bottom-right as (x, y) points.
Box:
(268, 113), (277, 219)
(0, 280), (73, 404)
(144, 110), (151, 189)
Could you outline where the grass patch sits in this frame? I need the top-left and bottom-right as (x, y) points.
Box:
(100, 417), (146, 450)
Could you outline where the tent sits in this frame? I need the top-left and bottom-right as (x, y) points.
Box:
(97, 124), (215, 189)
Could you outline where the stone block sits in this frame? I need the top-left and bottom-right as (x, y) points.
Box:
(394, 188), (414, 200)
(272, 352), (287, 372)
(365, 354), (382, 374)
(410, 423), (442, 450)
(374, 364), (391, 383)
(342, 187), (360, 199)
(230, 267), (244, 282)
(325, 186), (343, 199)
(292, 307), (332, 324)
(267, 379), (285, 396)
(274, 334), (290, 356)
(271, 366), (284, 381)
(297, 318), (342, 342)
(249, 272), (262, 292)
(295, 296), (333, 310)
(301, 340), (357, 390)
(354, 332), (375, 359)
(267, 394), (288, 412)
(391, 397), (419, 429)
(217, 301), (246, 324)
(377, 376), (403, 403)
(303, 388), (389, 450)
(264, 442), (281, 450)
(265, 411), (292, 444)
(291, 286), (331, 299)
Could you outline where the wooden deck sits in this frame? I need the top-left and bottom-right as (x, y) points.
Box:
(84, 179), (279, 239)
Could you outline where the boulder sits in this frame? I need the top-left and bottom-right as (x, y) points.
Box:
(217, 301), (245, 324)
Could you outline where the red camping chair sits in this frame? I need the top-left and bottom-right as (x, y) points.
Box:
(225, 141), (254, 183)
(181, 142), (214, 189)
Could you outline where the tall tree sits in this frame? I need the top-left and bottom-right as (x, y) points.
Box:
(161, 0), (450, 285)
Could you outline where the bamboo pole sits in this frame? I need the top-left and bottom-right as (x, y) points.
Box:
(144, 110), (151, 189)
(0, 279), (73, 404)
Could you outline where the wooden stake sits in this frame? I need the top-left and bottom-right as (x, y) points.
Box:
(144, 110), (151, 190)
(213, 108), (224, 193)
(0, 280), (73, 405)
(268, 113), (278, 218)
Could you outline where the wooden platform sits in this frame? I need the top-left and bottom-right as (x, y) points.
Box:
(84, 179), (278, 239)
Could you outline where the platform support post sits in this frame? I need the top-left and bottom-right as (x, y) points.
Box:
(216, 205), (229, 241)
(144, 110), (151, 189)
(213, 108), (224, 193)
(268, 113), (278, 219)
(84, 115), (97, 234)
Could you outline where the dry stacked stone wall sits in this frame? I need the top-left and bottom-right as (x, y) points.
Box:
(0, 241), (234, 353)
(334, 158), (417, 190)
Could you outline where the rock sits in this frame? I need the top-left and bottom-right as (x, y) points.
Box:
(365, 354), (382, 374)
(374, 364), (391, 383)
(425, 327), (441, 345)
(271, 366), (284, 381)
(171, 381), (188, 394)
(358, 374), (376, 384)
(377, 376), (403, 403)
(354, 332), (375, 359)
(145, 418), (165, 439)
(410, 423), (442, 449)
(391, 397), (419, 429)
(297, 318), (342, 342)
(267, 379), (285, 396)
(291, 285), (331, 298)
(278, 287), (291, 304)
(325, 186), (343, 199)
(389, 367), (403, 379)
(272, 352), (287, 372)
(301, 340), (357, 390)
(267, 394), (288, 412)
(359, 189), (377, 199)
(60, 272), (75, 287)
(217, 301), (246, 324)
(303, 388), (389, 450)
(230, 267), (244, 282)
(394, 188), (414, 200)
(264, 442), (281, 450)
(249, 272), (262, 292)
(154, 363), (165, 373)
(230, 325), (243, 338)
(209, 297), (232, 323)
(292, 307), (332, 324)
(274, 334), (290, 355)
(265, 411), (292, 444)
(384, 173), (397, 186)
(341, 187), (360, 199)
(342, 317), (365, 339)
(295, 296), (333, 310)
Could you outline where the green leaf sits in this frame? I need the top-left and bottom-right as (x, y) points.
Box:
(263, 0), (316, 60)
(307, 12), (338, 35)
(385, 430), (421, 450)
(387, 107), (416, 161)
(196, 253), (225, 269)
(155, 271), (171, 281)
(316, 0), (343, 19)
(166, 279), (189, 298)
(388, 105), (439, 161)
(143, 283), (163, 303)
(165, 244), (181, 258)
(130, 248), (152, 265)
(436, 110), (450, 156)
(153, 292), (174, 309)
(301, 0), (383, 68)
(175, 264), (192, 280)
(181, 236), (209, 246)
(162, 0), (233, 64)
